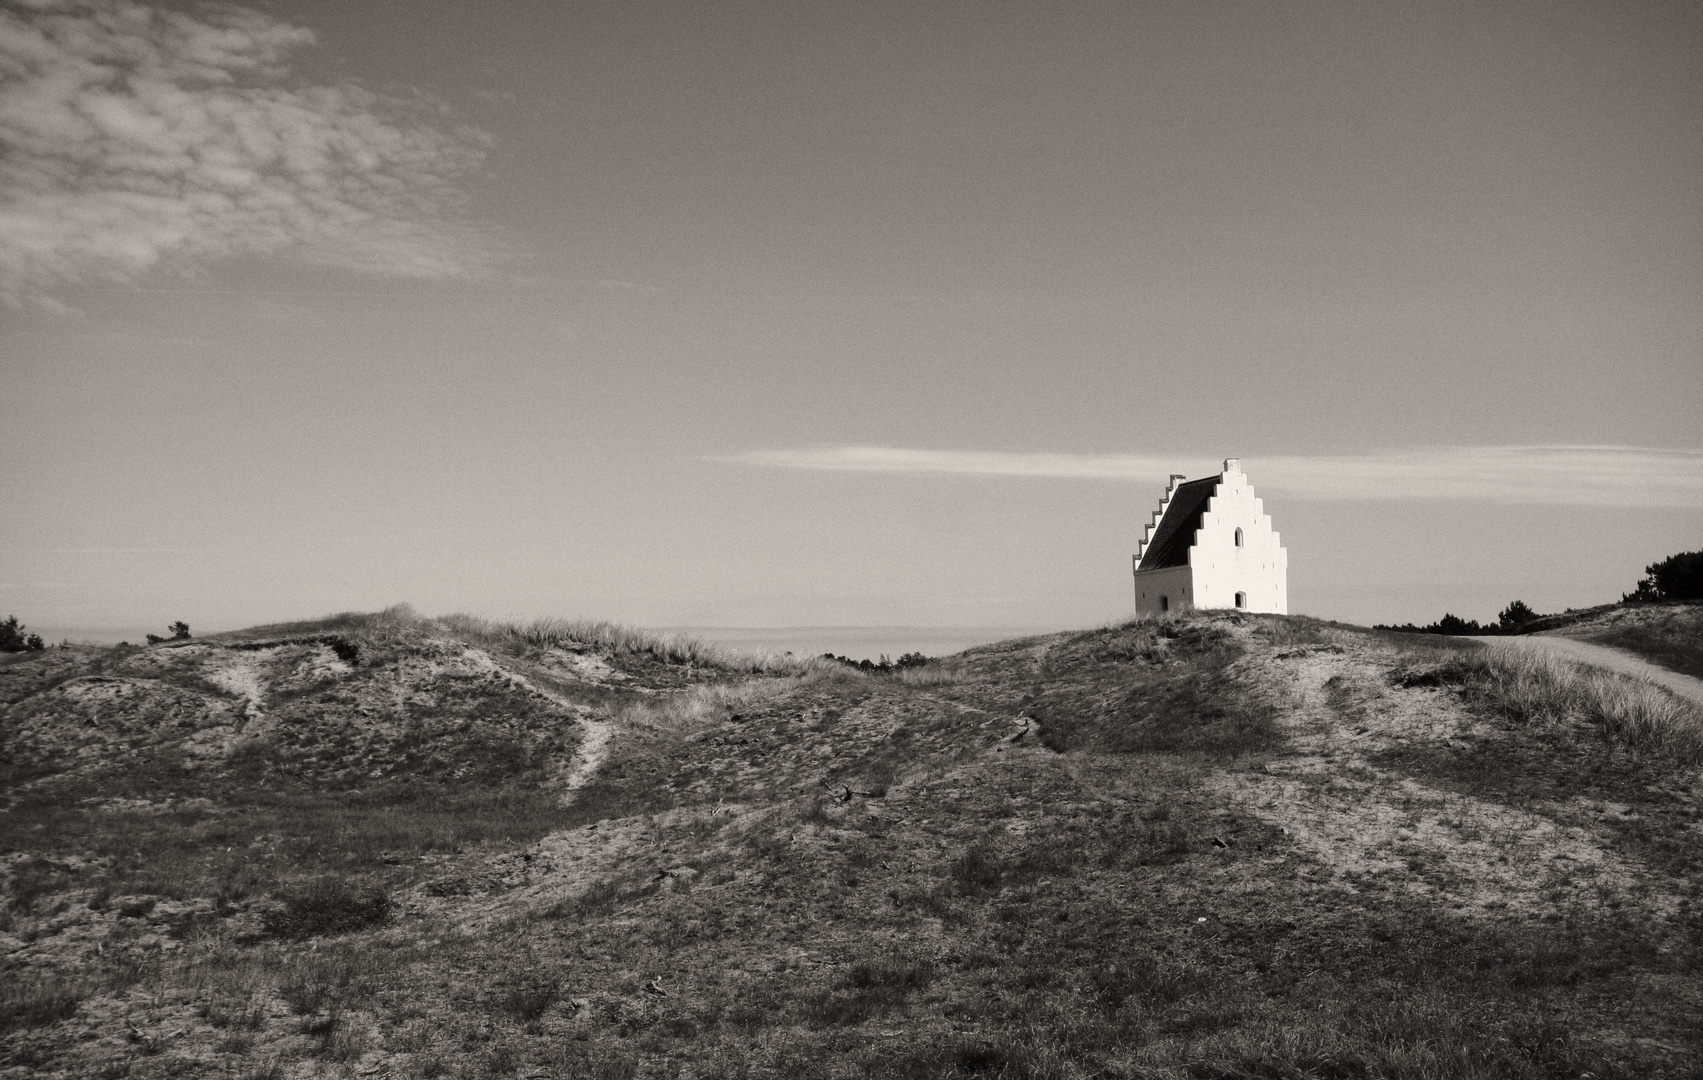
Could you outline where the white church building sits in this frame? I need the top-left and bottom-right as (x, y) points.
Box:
(1133, 458), (1287, 615)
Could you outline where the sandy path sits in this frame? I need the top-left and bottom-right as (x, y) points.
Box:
(457, 645), (614, 801)
(1204, 641), (1678, 919)
(557, 713), (614, 794)
(1473, 634), (1703, 707)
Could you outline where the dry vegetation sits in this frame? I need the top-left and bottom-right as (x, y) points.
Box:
(1541, 602), (1703, 682)
(2, 607), (1701, 1078)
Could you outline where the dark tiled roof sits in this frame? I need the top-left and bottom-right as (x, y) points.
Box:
(1137, 475), (1218, 570)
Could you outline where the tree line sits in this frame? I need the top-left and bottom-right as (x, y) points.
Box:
(0, 615), (45, 652)
(1376, 548), (1703, 637)
(820, 650), (933, 674)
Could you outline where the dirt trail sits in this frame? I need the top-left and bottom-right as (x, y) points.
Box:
(456, 645), (614, 801)
(1208, 639), (1677, 919)
(1474, 634), (1703, 707)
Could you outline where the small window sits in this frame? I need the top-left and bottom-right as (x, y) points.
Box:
(1159, 595), (1169, 612)
(1235, 592), (1247, 609)
(1234, 528), (1244, 547)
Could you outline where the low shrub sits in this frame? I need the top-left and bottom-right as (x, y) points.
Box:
(202, 994), (268, 1031)
(496, 976), (561, 1022)
(1037, 665), (1277, 758)
(278, 969), (336, 1016)
(809, 956), (936, 1025)
(0, 979), (84, 1032)
(264, 878), (392, 939)
(884, 1035), (1063, 1079)
(543, 878), (625, 921)
(949, 839), (1004, 895)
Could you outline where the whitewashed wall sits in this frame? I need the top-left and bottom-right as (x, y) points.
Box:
(1132, 564), (1195, 615)
(1188, 460), (1287, 614)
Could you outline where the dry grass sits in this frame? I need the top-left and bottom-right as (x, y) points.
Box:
(1565, 601), (1703, 681)
(893, 659), (976, 686)
(616, 673), (838, 731)
(1477, 644), (1703, 763)
(215, 602), (423, 646)
(441, 613), (835, 675)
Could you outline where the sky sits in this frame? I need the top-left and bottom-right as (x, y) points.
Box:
(2, 0), (1700, 640)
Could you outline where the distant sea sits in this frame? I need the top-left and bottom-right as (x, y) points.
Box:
(651, 626), (1059, 663)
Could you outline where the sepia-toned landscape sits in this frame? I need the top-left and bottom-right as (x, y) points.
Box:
(4, 602), (1700, 1078)
(3, 3), (1701, 1077)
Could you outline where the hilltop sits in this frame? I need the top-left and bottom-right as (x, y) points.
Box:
(1519, 601), (1703, 682)
(2, 607), (1701, 1078)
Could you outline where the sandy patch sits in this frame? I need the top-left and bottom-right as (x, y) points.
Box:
(199, 649), (274, 723)
(454, 644), (613, 802)
(540, 646), (627, 684)
(1212, 642), (1681, 918)
(55, 676), (145, 706)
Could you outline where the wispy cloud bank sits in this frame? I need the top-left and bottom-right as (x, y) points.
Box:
(723, 446), (1703, 508)
(0, 0), (495, 308)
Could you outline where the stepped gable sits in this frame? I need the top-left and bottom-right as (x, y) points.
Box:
(1136, 475), (1218, 570)
(1131, 457), (1288, 615)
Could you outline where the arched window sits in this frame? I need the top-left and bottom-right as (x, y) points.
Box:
(1234, 527), (1244, 547)
(1235, 591), (1247, 609)
(1159, 595), (1169, 612)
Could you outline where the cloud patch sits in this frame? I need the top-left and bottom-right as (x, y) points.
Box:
(0, 0), (495, 307)
(723, 445), (1703, 508)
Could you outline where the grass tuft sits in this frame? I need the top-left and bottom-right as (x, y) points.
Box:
(1477, 645), (1703, 763)
(263, 877), (392, 939)
(809, 956), (936, 1025)
(949, 838), (1005, 895)
(0, 979), (85, 1032)
(496, 976), (561, 1022)
(441, 613), (839, 675)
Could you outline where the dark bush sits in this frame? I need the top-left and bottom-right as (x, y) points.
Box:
(145, 621), (191, 646)
(949, 839), (1004, 895)
(264, 878), (392, 939)
(327, 636), (360, 664)
(117, 896), (157, 919)
(1626, 550), (1703, 602)
(818, 650), (932, 673)
(886, 1037), (1047, 1078)
(497, 976), (561, 1022)
(1497, 600), (1538, 631)
(0, 615), (44, 653)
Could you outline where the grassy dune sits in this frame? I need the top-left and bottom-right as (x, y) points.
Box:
(1555, 603), (1703, 682)
(2, 610), (1700, 1078)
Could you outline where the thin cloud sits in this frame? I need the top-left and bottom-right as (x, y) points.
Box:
(48, 547), (201, 554)
(0, 0), (497, 308)
(722, 445), (1703, 508)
